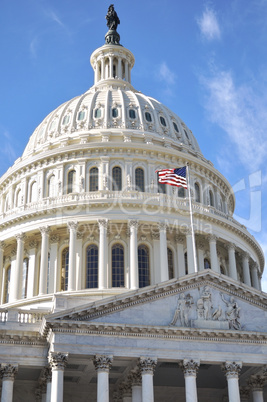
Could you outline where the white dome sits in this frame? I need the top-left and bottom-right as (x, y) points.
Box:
(22, 44), (202, 160)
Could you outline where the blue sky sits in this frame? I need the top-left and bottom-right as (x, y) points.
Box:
(1, 1), (267, 289)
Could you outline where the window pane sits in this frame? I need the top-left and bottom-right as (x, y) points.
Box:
(86, 245), (98, 288)
(89, 167), (99, 192)
(47, 253), (51, 293)
(168, 248), (174, 279)
(138, 245), (150, 288)
(204, 259), (211, 269)
(112, 244), (124, 287)
(173, 122), (179, 132)
(63, 115), (70, 125)
(112, 108), (118, 118)
(78, 110), (85, 121)
(22, 258), (29, 299)
(160, 116), (166, 127)
(94, 108), (101, 118)
(178, 187), (185, 198)
(194, 183), (200, 203)
(145, 112), (152, 122)
(112, 167), (122, 191)
(30, 182), (38, 203)
(129, 109), (136, 119)
(48, 175), (56, 197)
(4, 266), (11, 304)
(157, 173), (166, 194)
(135, 168), (145, 192)
(61, 248), (69, 291)
(67, 170), (76, 194)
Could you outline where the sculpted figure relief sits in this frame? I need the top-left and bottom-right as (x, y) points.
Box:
(221, 294), (241, 330)
(170, 293), (193, 327)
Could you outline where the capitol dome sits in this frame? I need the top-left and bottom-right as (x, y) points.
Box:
(0, 6), (266, 402)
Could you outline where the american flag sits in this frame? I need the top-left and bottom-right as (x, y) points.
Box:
(156, 166), (187, 188)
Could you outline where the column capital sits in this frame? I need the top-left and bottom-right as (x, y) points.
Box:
(129, 368), (142, 386)
(152, 232), (160, 240)
(175, 235), (185, 244)
(180, 359), (200, 377)
(138, 357), (157, 374)
(50, 234), (60, 244)
(240, 251), (250, 260)
(41, 366), (52, 383)
(0, 363), (18, 380)
(49, 352), (69, 370)
(252, 262), (259, 271)
(67, 221), (78, 232)
(158, 222), (168, 231)
(29, 240), (38, 249)
(226, 243), (236, 251)
(119, 381), (132, 397)
(239, 387), (250, 399)
(197, 241), (205, 250)
(39, 226), (50, 236)
(247, 374), (266, 390)
(0, 241), (6, 252)
(15, 233), (25, 242)
(98, 219), (108, 229)
(128, 219), (139, 230)
(93, 355), (113, 372)
(222, 361), (242, 379)
(207, 234), (217, 242)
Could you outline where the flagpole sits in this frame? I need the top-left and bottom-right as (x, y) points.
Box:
(186, 163), (198, 273)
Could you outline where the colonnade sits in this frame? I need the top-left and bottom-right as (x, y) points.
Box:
(93, 52), (132, 84)
(0, 356), (265, 402)
(0, 219), (261, 304)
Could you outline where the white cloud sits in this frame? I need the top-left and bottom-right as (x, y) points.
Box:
(158, 62), (176, 86)
(0, 131), (16, 163)
(30, 36), (39, 59)
(201, 69), (267, 168)
(197, 7), (221, 41)
(46, 10), (65, 28)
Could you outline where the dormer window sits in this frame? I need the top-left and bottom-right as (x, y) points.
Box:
(129, 109), (136, 119)
(160, 116), (167, 127)
(94, 108), (101, 118)
(112, 108), (118, 118)
(173, 122), (179, 133)
(63, 115), (70, 125)
(145, 112), (152, 122)
(78, 110), (85, 121)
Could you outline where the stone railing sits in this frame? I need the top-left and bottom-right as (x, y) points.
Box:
(0, 191), (244, 230)
(0, 309), (48, 324)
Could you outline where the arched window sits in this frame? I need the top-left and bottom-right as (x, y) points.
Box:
(160, 116), (166, 127)
(94, 108), (101, 118)
(63, 115), (70, 125)
(204, 258), (211, 269)
(67, 170), (76, 194)
(21, 258), (29, 299)
(168, 248), (174, 279)
(184, 252), (188, 275)
(48, 175), (56, 197)
(78, 110), (85, 121)
(30, 181), (38, 203)
(61, 248), (69, 291)
(86, 245), (98, 288)
(89, 167), (99, 192)
(173, 122), (179, 133)
(220, 265), (225, 275)
(112, 108), (118, 118)
(178, 187), (185, 198)
(112, 167), (122, 191)
(129, 109), (136, 119)
(208, 190), (214, 207)
(194, 183), (200, 203)
(157, 172), (166, 194)
(15, 189), (22, 207)
(112, 244), (124, 287)
(3, 265), (11, 304)
(138, 245), (150, 288)
(145, 112), (152, 122)
(135, 168), (145, 192)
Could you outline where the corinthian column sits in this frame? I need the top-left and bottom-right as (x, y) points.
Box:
(67, 221), (78, 291)
(49, 352), (68, 402)
(0, 242), (5, 303)
(128, 220), (139, 289)
(180, 359), (199, 402)
(240, 252), (251, 286)
(158, 223), (168, 282)
(251, 263), (260, 290)
(248, 375), (265, 402)
(227, 244), (238, 281)
(208, 235), (219, 273)
(13, 233), (25, 301)
(138, 357), (157, 402)
(222, 361), (242, 402)
(98, 219), (108, 289)
(94, 355), (113, 402)
(39, 227), (50, 295)
(0, 363), (18, 402)
(130, 369), (142, 402)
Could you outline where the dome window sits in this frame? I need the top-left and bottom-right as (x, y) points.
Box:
(138, 245), (150, 288)
(135, 168), (145, 192)
(86, 245), (98, 288)
(112, 108), (118, 118)
(173, 122), (179, 133)
(112, 166), (122, 191)
(94, 108), (101, 118)
(160, 116), (167, 127)
(63, 115), (70, 125)
(49, 120), (56, 131)
(168, 248), (174, 279)
(184, 129), (189, 140)
(129, 109), (136, 119)
(89, 167), (99, 192)
(145, 112), (152, 122)
(78, 110), (85, 121)
(61, 247), (69, 291)
(112, 244), (125, 287)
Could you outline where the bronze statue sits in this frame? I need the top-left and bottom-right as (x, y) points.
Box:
(106, 4), (120, 31)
